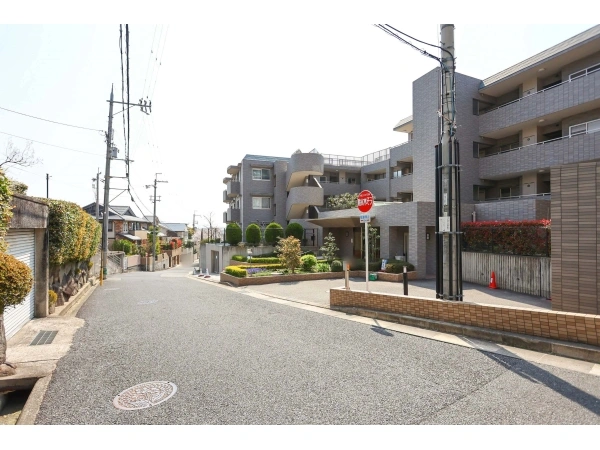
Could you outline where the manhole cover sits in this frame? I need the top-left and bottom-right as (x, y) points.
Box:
(137, 299), (158, 305)
(113, 381), (177, 410)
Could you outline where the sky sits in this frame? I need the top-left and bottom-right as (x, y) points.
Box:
(0, 5), (595, 231)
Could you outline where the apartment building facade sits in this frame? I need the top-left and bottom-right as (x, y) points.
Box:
(223, 25), (600, 285)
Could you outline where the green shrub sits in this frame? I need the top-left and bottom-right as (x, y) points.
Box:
(224, 266), (247, 278)
(236, 263), (284, 270)
(48, 290), (58, 306)
(350, 259), (382, 272)
(285, 222), (304, 240)
(245, 223), (261, 245)
(301, 254), (318, 272)
(275, 236), (302, 273)
(226, 223), (242, 246)
(247, 257), (280, 264)
(316, 262), (330, 272)
(113, 239), (136, 255)
(264, 222), (284, 245)
(331, 260), (343, 272)
(384, 261), (415, 273)
(0, 252), (33, 313)
(0, 170), (13, 252)
(232, 255), (246, 262)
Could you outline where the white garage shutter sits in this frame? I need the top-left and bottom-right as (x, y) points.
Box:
(4, 229), (35, 339)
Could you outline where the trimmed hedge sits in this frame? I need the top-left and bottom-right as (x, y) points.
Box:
(226, 223), (242, 246)
(462, 219), (551, 256)
(224, 266), (247, 278)
(235, 263), (284, 270)
(44, 200), (101, 265)
(247, 257), (280, 264)
(301, 254), (317, 272)
(264, 222), (284, 245)
(0, 252), (33, 313)
(351, 259), (382, 272)
(232, 255), (246, 262)
(331, 260), (343, 272)
(285, 222), (304, 240)
(245, 223), (261, 245)
(384, 261), (415, 273)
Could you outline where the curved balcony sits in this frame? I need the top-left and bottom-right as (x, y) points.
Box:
(286, 152), (324, 190)
(225, 207), (240, 223)
(286, 186), (323, 220)
(226, 180), (240, 198)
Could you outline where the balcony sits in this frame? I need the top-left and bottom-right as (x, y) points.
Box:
(226, 207), (240, 223)
(479, 131), (600, 179)
(390, 173), (413, 194)
(479, 69), (600, 136)
(226, 180), (240, 198)
(223, 190), (228, 203)
(286, 151), (324, 190)
(321, 181), (362, 196)
(474, 195), (551, 221)
(286, 186), (323, 220)
(389, 141), (412, 163)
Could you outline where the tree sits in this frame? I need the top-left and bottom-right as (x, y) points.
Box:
(326, 193), (358, 210)
(264, 222), (284, 245)
(368, 225), (380, 261)
(276, 236), (302, 274)
(226, 223), (242, 246)
(319, 232), (339, 264)
(245, 223), (261, 245)
(0, 139), (40, 170)
(201, 212), (222, 243)
(285, 222), (304, 240)
(0, 252), (33, 376)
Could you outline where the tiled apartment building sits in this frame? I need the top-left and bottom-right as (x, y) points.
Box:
(223, 25), (600, 280)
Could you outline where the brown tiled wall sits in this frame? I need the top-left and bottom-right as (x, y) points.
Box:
(330, 289), (600, 347)
(551, 161), (600, 314)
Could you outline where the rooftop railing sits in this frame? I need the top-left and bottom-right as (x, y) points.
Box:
(480, 62), (600, 115)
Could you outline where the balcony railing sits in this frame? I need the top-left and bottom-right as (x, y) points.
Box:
(322, 144), (399, 167)
(480, 62), (600, 115)
(479, 192), (551, 203)
(479, 125), (600, 158)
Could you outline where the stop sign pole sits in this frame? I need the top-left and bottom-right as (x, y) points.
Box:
(358, 190), (374, 291)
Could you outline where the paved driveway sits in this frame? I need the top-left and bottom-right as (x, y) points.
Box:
(239, 277), (552, 311)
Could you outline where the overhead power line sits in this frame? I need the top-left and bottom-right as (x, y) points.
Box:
(0, 105), (104, 132)
(0, 130), (104, 157)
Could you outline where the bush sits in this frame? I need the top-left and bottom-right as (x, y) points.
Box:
(384, 261), (415, 273)
(44, 199), (102, 265)
(48, 290), (58, 306)
(301, 254), (318, 272)
(113, 239), (136, 255)
(0, 252), (33, 313)
(350, 259), (382, 272)
(462, 219), (551, 256)
(224, 266), (247, 278)
(316, 262), (330, 272)
(285, 222), (304, 240)
(264, 222), (284, 245)
(0, 170), (13, 252)
(247, 257), (280, 264)
(232, 255), (246, 262)
(319, 232), (339, 264)
(226, 223), (242, 246)
(236, 263), (284, 270)
(245, 223), (261, 245)
(331, 260), (343, 272)
(275, 236), (302, 273)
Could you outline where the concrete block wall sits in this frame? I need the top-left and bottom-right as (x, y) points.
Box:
(474, 198), (551, 221)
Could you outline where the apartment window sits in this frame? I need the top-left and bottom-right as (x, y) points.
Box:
(252, 168), (271, 180)
(367, 173), (386, 181)
(319, 176), (327, 183)
(329, 176), (339, 183)
(500, 187), (512, 198)
(252, 197), (271, 209)
(108, 221), (113, 232)
(347, 177), (357, 184)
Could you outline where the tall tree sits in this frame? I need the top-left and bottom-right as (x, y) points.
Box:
(0, 139), (40, 170)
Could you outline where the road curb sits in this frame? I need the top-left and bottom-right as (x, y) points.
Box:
(16, 375), (51, 425)
(59, 278), (98, 317)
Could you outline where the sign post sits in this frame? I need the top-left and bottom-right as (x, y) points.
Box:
(358, 190), (374, 292)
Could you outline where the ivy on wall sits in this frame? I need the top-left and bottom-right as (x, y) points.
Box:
(0, 170), (13, 252)
(44, 199), (102, 265)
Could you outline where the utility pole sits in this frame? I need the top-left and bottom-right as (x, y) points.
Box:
(436, 24), (462, 301)
(101, 86), (115, 286)
(93, 168), (101, 220)
(46, 174), (51, 198)
(146, 173), (168, 272)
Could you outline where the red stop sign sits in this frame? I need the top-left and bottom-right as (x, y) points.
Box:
(357, 190), (374, 213)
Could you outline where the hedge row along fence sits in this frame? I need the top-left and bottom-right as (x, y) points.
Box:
(462, 219), (550, 257)
(44, 199), (102, 265)
(0, 170), (13, 252)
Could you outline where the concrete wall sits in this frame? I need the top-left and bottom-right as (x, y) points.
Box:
(474, 198), (551, 221)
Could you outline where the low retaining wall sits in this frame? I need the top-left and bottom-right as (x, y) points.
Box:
(219, 270), (418, 287)
(330, 289), (600, 347)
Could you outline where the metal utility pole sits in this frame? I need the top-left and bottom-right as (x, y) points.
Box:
(146, 173), (168, 272)
(46, 174), (51, 198)
(436, 24), (463, 301)
(101, 86), (115, 286)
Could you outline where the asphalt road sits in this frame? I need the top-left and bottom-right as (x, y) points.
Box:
(35, 267), (600, 424)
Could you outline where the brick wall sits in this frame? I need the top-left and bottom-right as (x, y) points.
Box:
(330, 288), (600, 347)
(551, 161), (600, 314)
